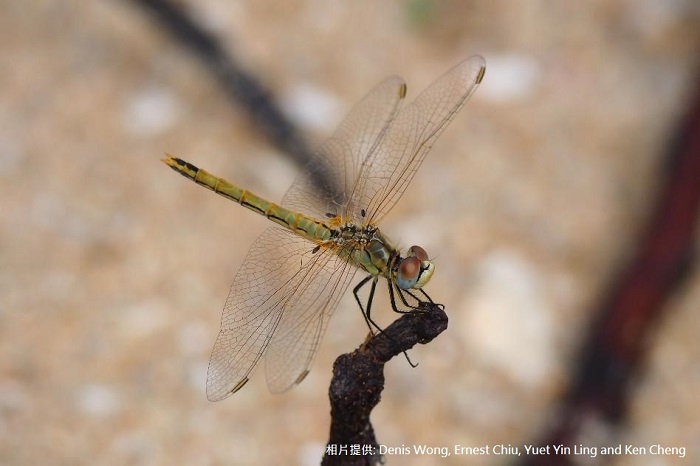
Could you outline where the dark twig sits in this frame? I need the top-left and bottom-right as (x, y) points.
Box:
(129, 0), (337, 192)
(322, 302), (448, 466)
(518, 73), (700, 465)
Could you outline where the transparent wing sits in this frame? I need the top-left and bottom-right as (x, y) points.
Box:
(281, 76), (407, 221)
(264, 239), (358, 393)
(206, 56), (485, 400)
(206, 226), (357, 401)
(353, 55), (486, 224)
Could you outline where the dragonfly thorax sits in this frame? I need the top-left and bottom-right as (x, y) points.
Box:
(333, 221), (435, 291)
(332, 223), (396, 278)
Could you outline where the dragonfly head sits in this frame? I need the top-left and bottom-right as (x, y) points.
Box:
(396, 245), (435, 290)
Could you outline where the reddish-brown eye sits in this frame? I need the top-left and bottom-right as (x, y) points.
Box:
(397, 256), (420, 289)
(409, 245), (429, 261)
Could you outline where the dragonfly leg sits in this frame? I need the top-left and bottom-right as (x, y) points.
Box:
(415, 288), (444, 310)
(403, 288), (430, 306)
(386, 282), (420, 368)
(389, 282), (434, 315)
(417, 288), (434, 304)
(353, 275), (384, 335)
(387, 280), (418, 314)
(354, 277), (420, 368)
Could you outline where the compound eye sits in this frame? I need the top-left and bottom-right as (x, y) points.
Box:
(408, 245), (429, 261)
(396, 256), (420, 290)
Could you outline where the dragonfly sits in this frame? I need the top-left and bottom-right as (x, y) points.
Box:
(164, 55), (485, 401)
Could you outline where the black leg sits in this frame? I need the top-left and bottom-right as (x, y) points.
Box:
(353, 275), (384, 335)
(356, 276), (421, 368)
(364, 276), (378, 324)
(417, 288), (434, 304)
(353, 275), (373, 329)
(387, 279), (403, 312)
(391, 279), (432, 312)
(353, 275), (373, 313)
(386, 282), (420, 367)
(403, 288), (433, 311)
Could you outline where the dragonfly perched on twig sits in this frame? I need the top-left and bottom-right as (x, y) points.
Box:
(164, 55), (485, 401)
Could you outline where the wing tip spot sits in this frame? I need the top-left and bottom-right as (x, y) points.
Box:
(231, 377), (249, 394)
(294, 370), (310, 385)
(476, 65), (486, 85)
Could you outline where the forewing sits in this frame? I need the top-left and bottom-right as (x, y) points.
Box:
(353, 55), (486, 224)
(206, 226), (352, 400)
(282, 76), (407, 221)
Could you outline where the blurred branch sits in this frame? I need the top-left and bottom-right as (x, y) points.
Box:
(129, 0), (333, 188)
(322, 302), (448, 466)
(518, 73), (700, 466)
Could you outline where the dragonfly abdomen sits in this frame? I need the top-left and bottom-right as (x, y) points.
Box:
(163, 155), (332, 242)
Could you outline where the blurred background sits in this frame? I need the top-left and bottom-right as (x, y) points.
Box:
(1, 1), (699, 465)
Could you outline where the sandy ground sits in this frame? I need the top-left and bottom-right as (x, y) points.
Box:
(1, 1), (699, 465)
